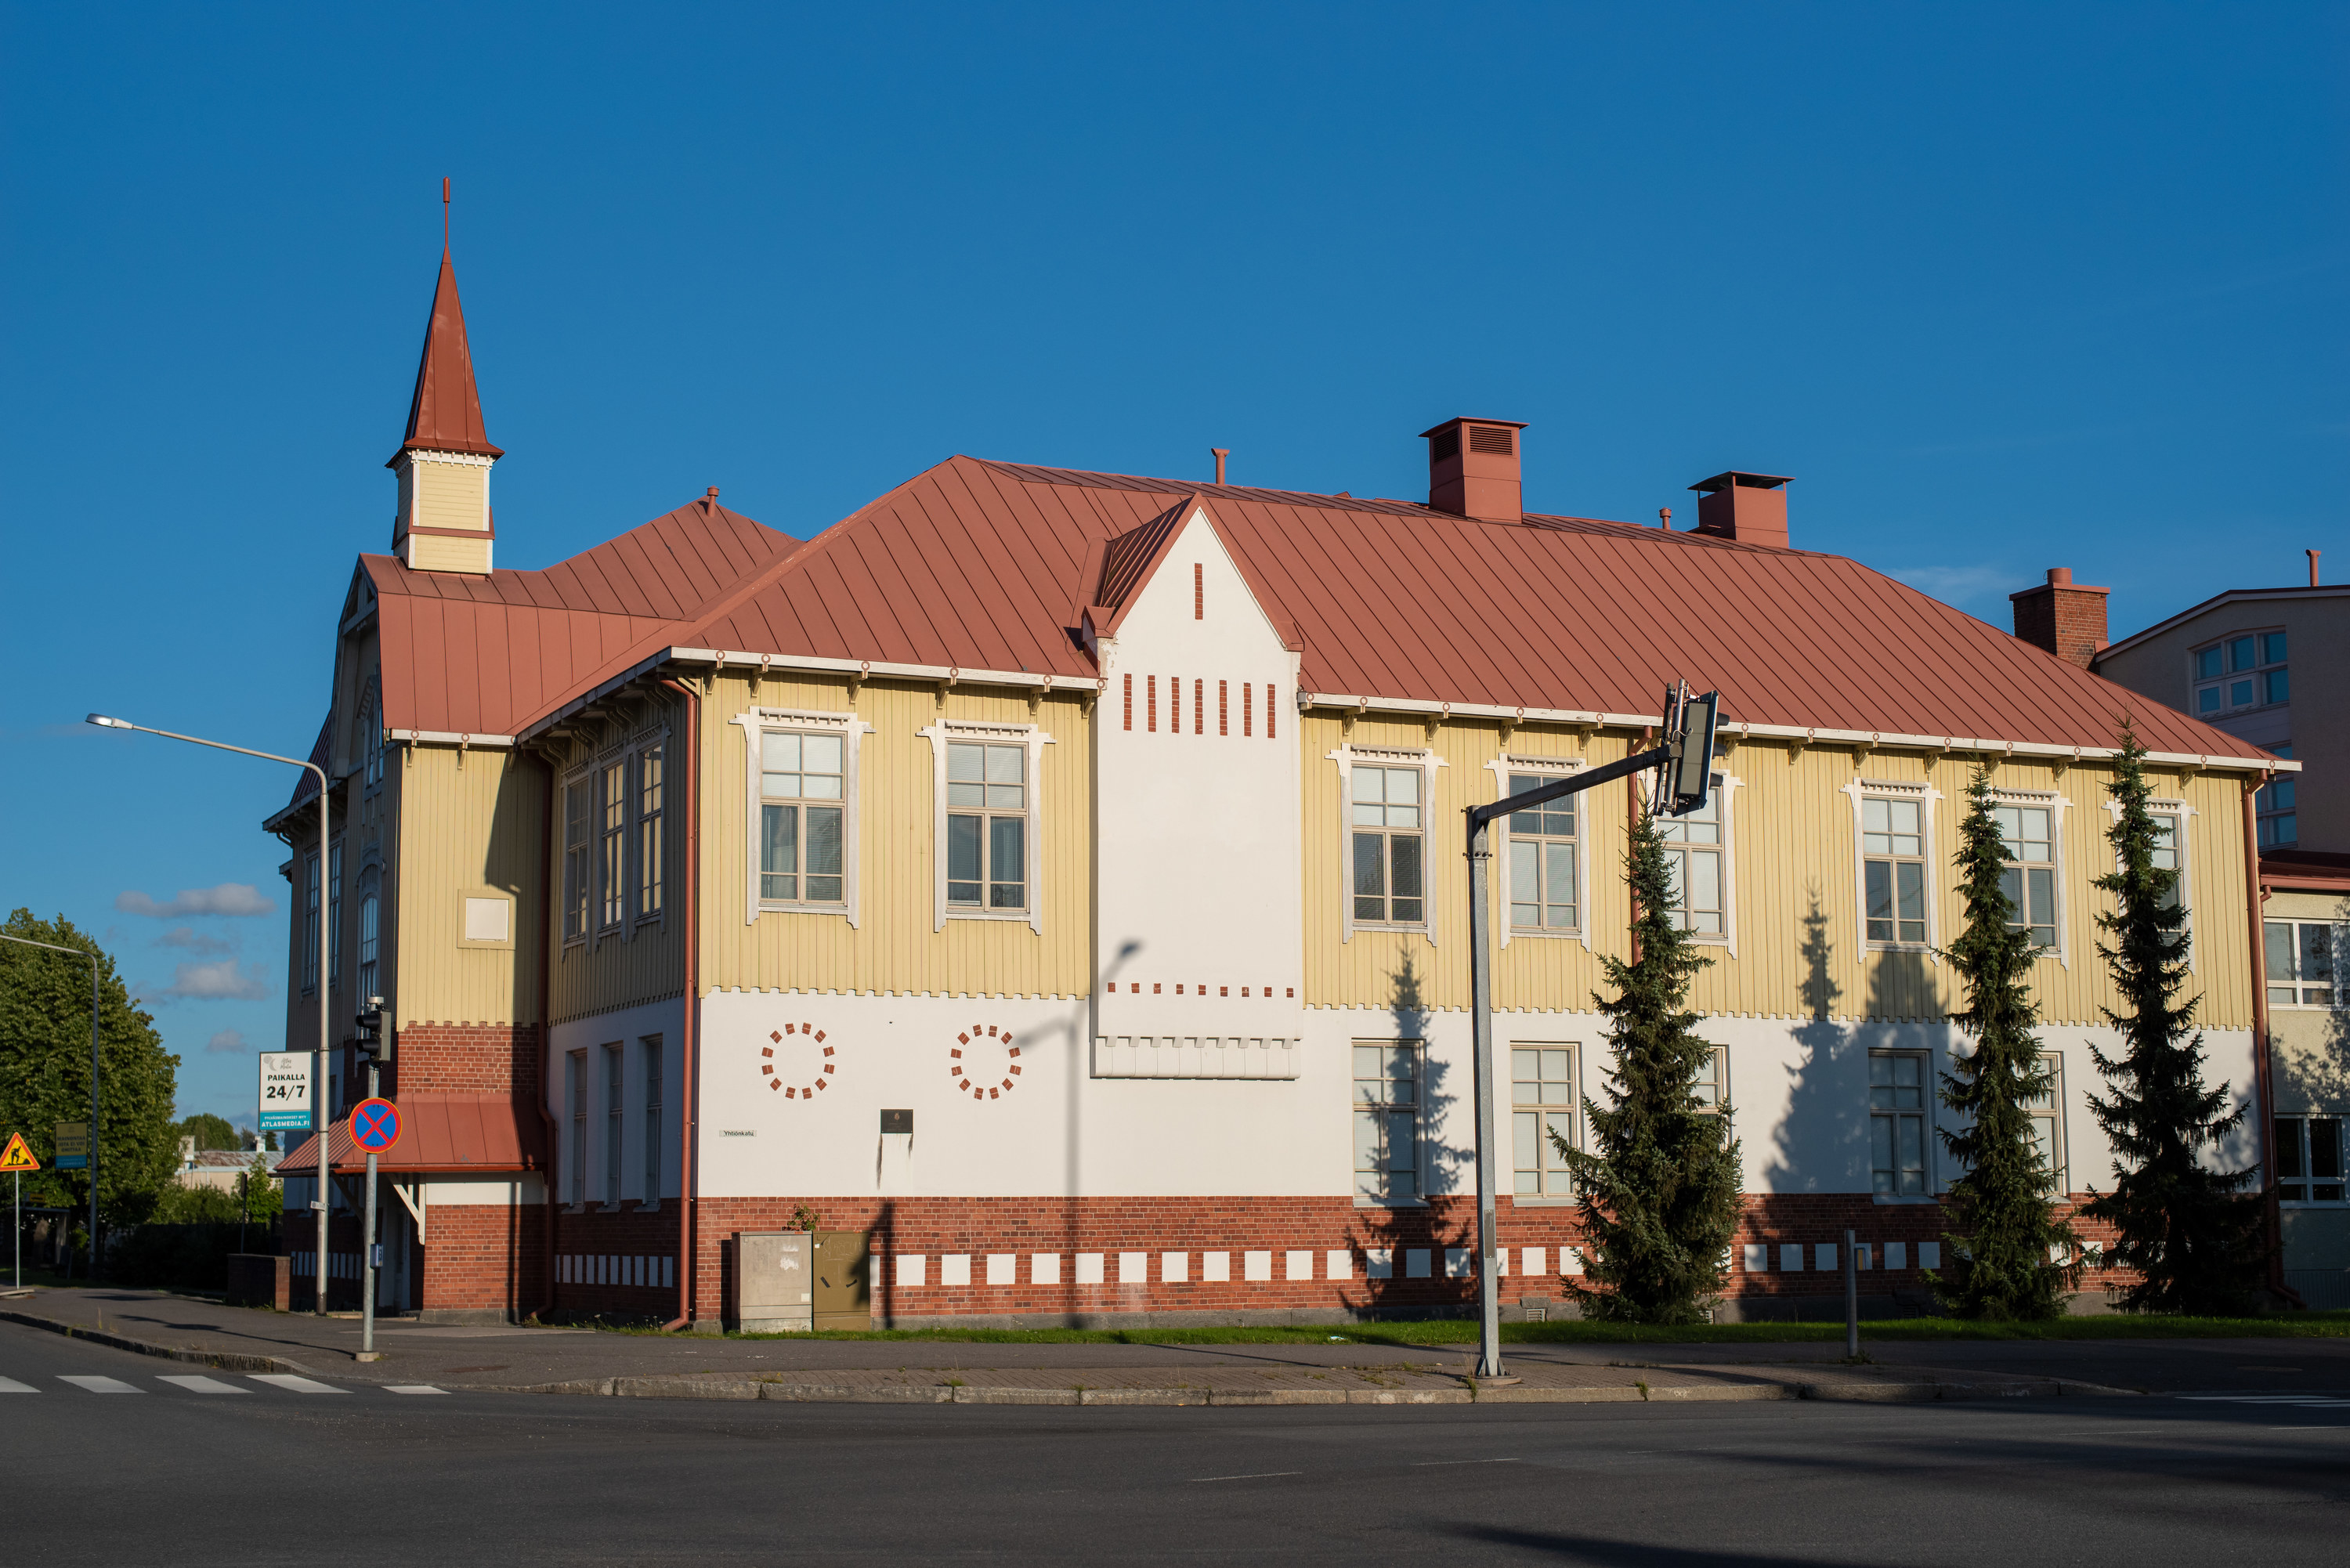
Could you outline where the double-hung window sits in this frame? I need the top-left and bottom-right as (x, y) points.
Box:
(1511, 1046), (1576, 1197)
(603, 1043), (624, 1209)
(945, 740), (1025, 911)
(598, 761), (627, 930)
(2149, 809), (2183, 913)
(362, 695), (385, 792)
(327, 841), (344, 991)
(1506, 774), (1577, 932)
(642, 1037), (663, 1205)
(1658, 789), (1724, 937)
(355, 867), (381, 1005)
(562, 779), (591, 942)
(2258, 746), (2297, 848)
(1352, 765), (1424, 927)
(1870, 1051), (1928, 1196)
(566, 1050), (587, 1209)
(2265, 920), (2335, 1007)
(2194, 630), (2287, 717)
(761, 732), (846, 906)
(636, 744), (664, 919)
(2276, 1115), (2345, 1204)
(2027, 1053), (2067, 1194)
(1354, 1042), (1422, 1203)
(1862, 796), (1927, 945)
(301, 851), (321, 994)
(1994, 803), (2058, 948)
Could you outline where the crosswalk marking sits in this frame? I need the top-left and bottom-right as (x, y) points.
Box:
(2180, 1394), (2350, 1407)
(158, 1375), (248, 1394)
(60, 1375), (142, 1393)
(248, 1374), (346, 1394)
(384, 1385), (446, 1395)
(0, 1376), (38, 1393)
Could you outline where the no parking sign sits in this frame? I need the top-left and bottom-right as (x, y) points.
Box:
(350, 1098), (402, 1154)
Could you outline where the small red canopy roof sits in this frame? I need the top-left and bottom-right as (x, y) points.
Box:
(280, 1093), (543, 1177)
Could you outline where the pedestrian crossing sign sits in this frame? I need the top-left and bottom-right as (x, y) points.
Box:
(0, 1133), (38, 1172)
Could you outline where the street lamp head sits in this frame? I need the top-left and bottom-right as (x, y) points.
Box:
(86, 714), (127, 728)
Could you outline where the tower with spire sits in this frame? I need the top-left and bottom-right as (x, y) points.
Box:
(389, 226), (501, 573)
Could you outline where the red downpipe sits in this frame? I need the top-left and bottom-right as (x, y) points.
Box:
(534, 766), (559, 1321)
(660, 677), (701, 1331)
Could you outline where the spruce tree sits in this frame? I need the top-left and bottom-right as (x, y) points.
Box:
(2081, 728), (2265, 1313)
(1933, 771), (2077, 1320)
(1560, 804), (1743, 1324)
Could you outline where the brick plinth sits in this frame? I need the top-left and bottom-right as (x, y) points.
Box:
(548, 1203), (685, 1320)
(663, 1192), (2133, 1325)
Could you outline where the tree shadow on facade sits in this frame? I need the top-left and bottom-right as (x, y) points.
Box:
(1760, 891), (1856, 1196)
(1349, 952), (1471, 1321)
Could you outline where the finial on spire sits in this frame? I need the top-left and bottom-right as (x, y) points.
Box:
(443, 177), (450, 248)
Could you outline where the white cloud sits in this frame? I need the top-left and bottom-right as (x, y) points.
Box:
(117, 883), (276, 919)
(206, 1028), (251, 1054)
(153, 959), (271, 1002)
(157, 927), (235, 956)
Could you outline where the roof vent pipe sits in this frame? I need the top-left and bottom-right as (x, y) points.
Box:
(2310, 548), (2322, 587)
(1211, 448), (1228, 486)
(1658, 507), (1672, 529)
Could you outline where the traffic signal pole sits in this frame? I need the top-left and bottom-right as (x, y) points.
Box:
(362, 1053), (379, 1359)
(1461, 688), (1716, 1380)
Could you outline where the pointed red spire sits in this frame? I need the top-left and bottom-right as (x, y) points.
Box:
(389, 247), (501, 467)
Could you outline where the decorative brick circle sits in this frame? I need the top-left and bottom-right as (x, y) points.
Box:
(759, 1022), (835, 1100)
(949, 1023), (1021, 1101)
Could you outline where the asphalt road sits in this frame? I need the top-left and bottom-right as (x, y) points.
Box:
(6, 1320), (2345, 1566)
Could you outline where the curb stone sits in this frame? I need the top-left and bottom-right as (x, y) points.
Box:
(0, 1306), (313, 1377)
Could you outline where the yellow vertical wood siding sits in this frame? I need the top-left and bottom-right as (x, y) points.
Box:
(698, 670), (1094, 999)
(389, 745), (546, 1028)
(1299, 712), (2254, 1028)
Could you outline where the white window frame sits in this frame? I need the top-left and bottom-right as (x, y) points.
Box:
(565, 1048), (588, 1211)
(1330, 744), (1447, 945)
(734, 708), (872, 930)
(562, 774), (591, 946)
(1868, 1047), (1932, 1200)
(2274, 1112), (2347, 1206)
(1485, 755), (1590, 952)
(327, 840), (345, 991)
(2264, 919), (2348, 1010)
(920, 719), (1052, 935)
(1509, 1041), (1580, 1203)
(2258, 745), (2298, 849)
(1353, 1038), (1425, 1206)
(1988, 786), (2069, 969)
(2103, 795), (2195, 974)
(301, 850), (321, 995)
(602, 1042), (624, 1210)
(2028, 1051), (2068, 1196)
(1656, 771), (1740, 957)
(634, 736), (666, 925)
(360, 687), (385, 795)
(354, 862), (381, 1006)
(2190, 627), (2287, 718)
(1844, 778), (1940, 958)
(640, 1035), (663, 1209)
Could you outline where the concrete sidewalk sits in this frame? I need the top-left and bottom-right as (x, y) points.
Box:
(9, 1285), (2316, 1407)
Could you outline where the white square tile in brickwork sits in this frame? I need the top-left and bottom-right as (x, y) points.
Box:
(895, 1254), (925, 1288)
(1815, 1244), (1838, 1273)
(986, 1253), (1016, 1285)
(1243, 1250), (1272, 1281)
(1741, 1244), (1769, 1273)
(1162, 1251), (1189, 1283)
(1445, 1248), (1470, 1278)
(1364, 1248), (1393, 1280)
(1781, 1244), (1804, 1272)
(1885, 1241), (1907, 1270)
(1202, 1251), (1230, 1282)
(1075, 1252), (1104, 1284)
(1325, 1249), (1351, 1280)
(940, 1254), (971, 1287)
(1119, 1252), (1148, 1284)
(1285, 1249), (1313, 1281)
(1032, 1252), (1061, 1285)
(1918, 1242), (1940, 1270)
(1405, 1248), (1431, 1278)
(1523, 1246), (1547, 1277)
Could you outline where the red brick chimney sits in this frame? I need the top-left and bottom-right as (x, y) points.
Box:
(2010, 566), (2110, 668)
(1689, 471), (1793, 548)
(1421, 417), (1525, 521)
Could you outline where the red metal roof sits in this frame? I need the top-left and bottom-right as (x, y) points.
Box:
(554, 454), (2266, 758)
(366, 496), (794, 737)
(280, 1093), (543, 1176)
(391, 248), (501, 464)
(2261, 849), (2350, 893)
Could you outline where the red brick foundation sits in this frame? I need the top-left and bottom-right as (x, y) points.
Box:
(669, 1191), (2131, 1324)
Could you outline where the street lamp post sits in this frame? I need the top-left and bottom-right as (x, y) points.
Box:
(89, 714), (333, 1319)
(0, 932), (99, 1278)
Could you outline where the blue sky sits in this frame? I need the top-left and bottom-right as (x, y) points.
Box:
(2, 3), (2342, 1127)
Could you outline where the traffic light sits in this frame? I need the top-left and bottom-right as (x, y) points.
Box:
(1662, 688), (1721, 817)
(352, 999), (392, 1064)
